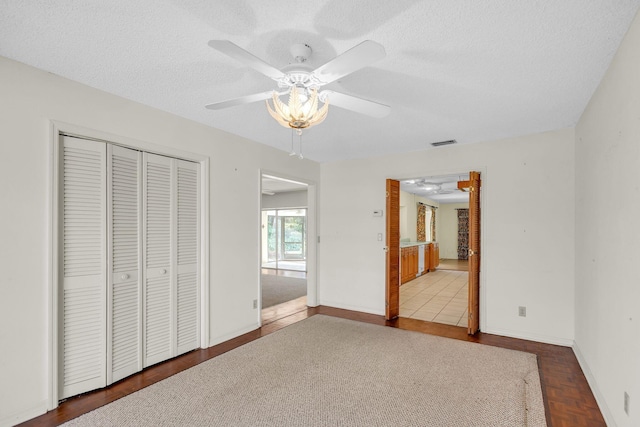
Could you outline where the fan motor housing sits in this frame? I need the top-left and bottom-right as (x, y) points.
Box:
(290, 43), (312, 63)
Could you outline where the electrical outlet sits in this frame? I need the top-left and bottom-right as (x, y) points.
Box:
(624, 391), (630, 415)
(253, 299), (258, 309)
(518, 306), (526, 317)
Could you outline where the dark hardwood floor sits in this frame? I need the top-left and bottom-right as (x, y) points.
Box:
(261, 295), (307, 326)
(20, 303), (605, 427)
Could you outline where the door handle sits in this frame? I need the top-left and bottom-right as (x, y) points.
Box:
(468, 249), (476, 256)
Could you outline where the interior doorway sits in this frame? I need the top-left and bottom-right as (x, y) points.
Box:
(260, 173), (315, 325)
(385, 171), (481, 334)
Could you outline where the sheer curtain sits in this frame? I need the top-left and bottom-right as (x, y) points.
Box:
(418, 203), (436, 241)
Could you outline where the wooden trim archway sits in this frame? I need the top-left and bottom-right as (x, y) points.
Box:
(385, 172), (481, 335)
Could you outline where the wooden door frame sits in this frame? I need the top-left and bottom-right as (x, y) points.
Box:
(385, 170), (485, 333)
(385, 179), (400, 319)
(457, 171), (481, 334)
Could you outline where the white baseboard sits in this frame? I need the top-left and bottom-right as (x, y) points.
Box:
(0, 399), (48, 427)
(481, 327), (574, 347)
(572, 343), (615, 427)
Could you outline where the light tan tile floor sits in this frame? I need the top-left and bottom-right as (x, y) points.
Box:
(399, 269), (468, 327)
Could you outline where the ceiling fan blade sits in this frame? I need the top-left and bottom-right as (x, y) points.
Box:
(205, 91), (279, 110)
(323, 91), (390, 118)
(312, 40), (386, 85)
(208, 40), (285, 81)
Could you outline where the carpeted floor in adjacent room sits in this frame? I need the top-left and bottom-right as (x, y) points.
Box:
(261, 273), (306, 308)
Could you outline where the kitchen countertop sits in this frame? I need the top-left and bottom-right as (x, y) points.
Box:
(400, 241), (434, 248)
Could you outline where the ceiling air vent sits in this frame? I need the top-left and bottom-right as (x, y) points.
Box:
(431, 139), (457, 147)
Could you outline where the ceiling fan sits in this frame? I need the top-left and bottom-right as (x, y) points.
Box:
(205, 40), (391, 131)
(414, 180), (456, 195)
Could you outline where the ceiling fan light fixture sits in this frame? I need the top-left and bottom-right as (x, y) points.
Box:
(417, 182), (441, 192)
(207, 39), (389, 140)
(266, 86), (329, 131)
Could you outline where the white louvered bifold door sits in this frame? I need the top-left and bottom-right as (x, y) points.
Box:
(107, 145), (142, 384)
(142, 153), (173, 367)
(175, 160), (200, 355)
(60, 136), (107, 399)
(60, 140), (201, 398)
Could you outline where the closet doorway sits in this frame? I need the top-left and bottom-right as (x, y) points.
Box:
(49, 122), (209, 409)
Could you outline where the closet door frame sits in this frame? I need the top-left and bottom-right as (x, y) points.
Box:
(48, 121), (210, 410)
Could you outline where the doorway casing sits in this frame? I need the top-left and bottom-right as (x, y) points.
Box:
(385, 169), (486, 334)
(259, 171), (318, 324)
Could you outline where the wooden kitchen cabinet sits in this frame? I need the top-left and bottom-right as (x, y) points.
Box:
(400, 246), (419, 284)
(423, 243), (431, 274)
(429, 242), (440, 270)
(410, 247), (418, 278)
(400, 247), (409, 284)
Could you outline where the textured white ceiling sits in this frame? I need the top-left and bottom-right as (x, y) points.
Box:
(1, 1), (639, 162)
(400, 173), (470, 204)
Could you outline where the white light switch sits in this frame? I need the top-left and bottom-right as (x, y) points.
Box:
(377, 233), (383, 241)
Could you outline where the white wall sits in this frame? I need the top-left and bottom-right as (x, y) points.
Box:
(261, 190), (307, 209)
(319, 128), (575, 344)
(0, 56), (320, 425)
(438, 203), (470, 259)
(399, 190), (410, 240)
(574, 9), (640, 427)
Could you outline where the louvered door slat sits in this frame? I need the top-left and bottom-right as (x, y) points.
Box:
(176, 161), (200, 355)
(145, 276), (171, 357)
(143, 153), (173, 367)
(60, 136), (106, 399)
(177, 271), (198, 350)
(108, 145), (142, 384)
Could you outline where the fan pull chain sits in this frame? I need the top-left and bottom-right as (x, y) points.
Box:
(289, 128), (296, 156)
(298, 131), (304, 159)
(288, 128), (305, 159)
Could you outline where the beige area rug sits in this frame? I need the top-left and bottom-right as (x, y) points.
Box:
(64, 315), (547, 427)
